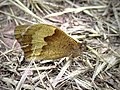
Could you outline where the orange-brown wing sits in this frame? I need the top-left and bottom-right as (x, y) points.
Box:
(15, 24), (55, 60)
(15, 24), (81, 61)
(39, 28), (81, 60)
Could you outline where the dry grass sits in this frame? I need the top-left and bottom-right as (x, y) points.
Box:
(0, 0), (120, 90)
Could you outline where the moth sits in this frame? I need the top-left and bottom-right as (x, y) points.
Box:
(15, 24), (84, 61)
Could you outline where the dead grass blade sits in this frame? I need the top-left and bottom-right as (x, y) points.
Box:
(52, 60), (72, 87)
(0, 10), (37, 24)
(8, 0), (46, 23)
(45, 6), (106, 17)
